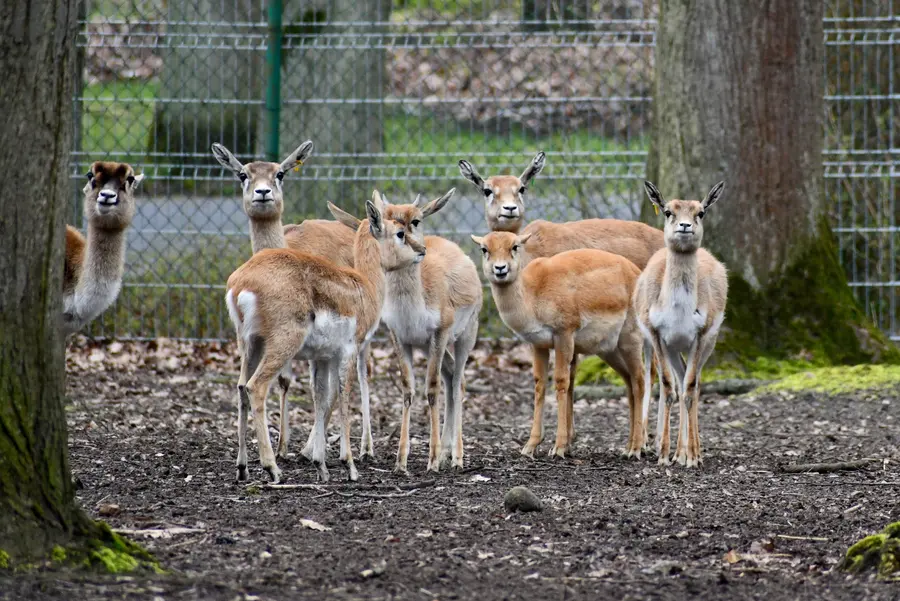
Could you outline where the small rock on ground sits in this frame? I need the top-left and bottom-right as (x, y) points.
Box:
(504, 486), (543, 513)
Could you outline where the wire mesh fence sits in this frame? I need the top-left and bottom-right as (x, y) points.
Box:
(72, 0), (898, 343)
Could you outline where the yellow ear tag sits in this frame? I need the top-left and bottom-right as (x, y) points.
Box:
(293, 159), (304, 173)
(653, 204), (659, 216)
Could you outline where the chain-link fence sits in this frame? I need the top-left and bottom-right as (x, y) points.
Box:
(72, 0), (898, 343)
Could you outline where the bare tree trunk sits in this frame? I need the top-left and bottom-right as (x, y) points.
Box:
(645, 0), (898, 363)
(0, 0), (93, 558)
(0, 0), (155, 566)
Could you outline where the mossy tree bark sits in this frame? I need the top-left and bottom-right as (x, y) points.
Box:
(644, 0), (897, 364)
(0, 0), (98, 560)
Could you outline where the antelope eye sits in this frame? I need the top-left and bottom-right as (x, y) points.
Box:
(126, 175), (135, 185)
(480, 247), (488, 255)
(239, 173), (248, 182)
(85, 171), (93, 180)
(512, 244), (520, 252)
(697, 210), (705, 219)
(396, 231), (405, 240)
(518, 186), (526, 195)
(483, 188), (492, 197)
(275, 171), (284, 181)
(664, 210), (672, 218)
(411, 219), (420, 227)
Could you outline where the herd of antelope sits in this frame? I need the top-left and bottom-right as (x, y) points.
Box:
(64, 146), (728, 484)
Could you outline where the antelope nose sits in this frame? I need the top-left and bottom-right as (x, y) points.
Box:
(678, 222), (691, 231)
(502, 205), (518, 213)
(98, 190), (117, 203)
(255, 188), (271, 197)
(493, 263), (509, 275)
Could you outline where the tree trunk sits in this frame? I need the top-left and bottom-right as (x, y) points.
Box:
(270, 0), (391, 222)
(0, 0), (155, 566)
(151, 0), (264, 171)
(645, 0), (898, 364)
(0, 0), (94, 558)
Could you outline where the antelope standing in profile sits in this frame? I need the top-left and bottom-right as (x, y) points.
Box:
(459, 153), (664, 269)
(63, 161), (144, 335)
(212, 142), (378, 461)
(472, 231), (646, 459)
(360, 190), (482, 473)
(634, 181), (728, 467)
(328, 189), (483, 474)
(225, 196), (424, 483)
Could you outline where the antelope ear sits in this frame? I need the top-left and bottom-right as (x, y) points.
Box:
(519, 151), (545, 186)
(412, 194), (423, 208)
(515, 232), (534, 246)
(702, 181), (725, 210)
(470, 234), (484, 246)
(327, 202), (361, 231)
(421, 188), (455, 218)
(279, 140), (314, 174)
(132, 173), (145, 188)
(458, 159), (485, 188)
(366, 200), (385, 238)
(371, 189), (386, 213)
(643, 181), (666, 211)
(211, 143), (244, 176)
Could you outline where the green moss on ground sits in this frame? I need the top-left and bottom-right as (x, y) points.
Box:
(840, 522), (900, 580)
(50, 546), (66, 563)
(574, 356), (624, 386)
(719, 222), (900, 368)
(0, 550), (10, 569)
(759, 364), (900, 395)
(576, 222), (899, 389)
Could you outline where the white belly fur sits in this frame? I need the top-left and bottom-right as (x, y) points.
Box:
(382, 292), (441, 348)
(649, 288), (705, 353)
(296, 310), (357, 361)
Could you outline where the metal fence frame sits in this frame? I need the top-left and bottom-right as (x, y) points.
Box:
(72, 0), (898, 342)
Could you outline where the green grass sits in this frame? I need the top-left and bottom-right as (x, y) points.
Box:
(80, 80), (645, 171)
(80, 80), (156, 168)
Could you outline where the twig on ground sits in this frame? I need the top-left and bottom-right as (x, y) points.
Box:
(775, 534), (830, 542)
(263, 479), (436, 492)
(574, 378), (765, 401)
(780, 458), (877, 473)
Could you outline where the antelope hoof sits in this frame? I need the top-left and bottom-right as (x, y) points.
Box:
(675, 452), (687, 466)
(315, 462), (330, 483)
(426, 459), (441, 473)
(345, 462), (359, 482)
(264, 465), (282, 484)
(276, 443), (289, 460)
(451, 456), (464, 470)
(300, 444), (314, 462)
(393, 461), (409, 476)
(657, 454), (671, 466)
(236, 464), (249, 482)
(549, 445), (567, 459)
(359, 442), (375, 461)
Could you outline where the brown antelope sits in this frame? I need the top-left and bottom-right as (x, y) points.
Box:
(471, 231), (646, 459)
(384, 194), (482, 473)
(212, 142), (378, 461)
(458, 153), (665, 269)
(459, 154), (666, 447)
(347, 190), (482, 473)
(634, 181), (728, 468)
(225, 196), (425, 483)
(63, 161), (143, 335)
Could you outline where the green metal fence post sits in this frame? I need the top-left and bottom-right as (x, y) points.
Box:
(265, 0), (283, 162)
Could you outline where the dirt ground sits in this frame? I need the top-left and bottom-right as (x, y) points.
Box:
(3, 338), (899, 600)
